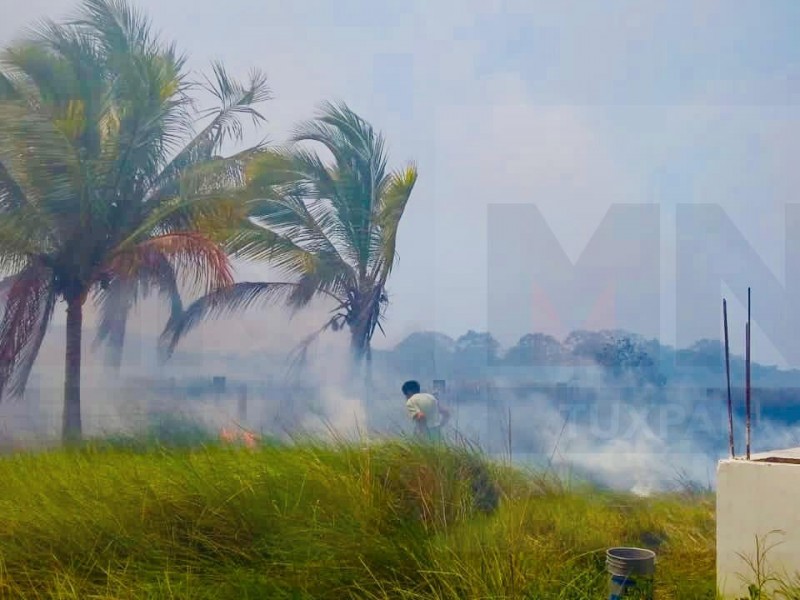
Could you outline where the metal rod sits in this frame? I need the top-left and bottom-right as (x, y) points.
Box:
(746, 287), (751, 460)
(723, 299), (735, 458)
(746, 323), (751, 460)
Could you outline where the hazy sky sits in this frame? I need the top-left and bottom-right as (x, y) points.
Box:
(3, 0), (800, 367)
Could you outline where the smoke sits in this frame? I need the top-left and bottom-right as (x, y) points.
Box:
(436, 385), (703, 495)
(439, 365), (800, 495)
(0, 293), (343, 442)
(5, 290), (800, 496)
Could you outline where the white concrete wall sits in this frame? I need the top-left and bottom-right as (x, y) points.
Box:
(717, 457), (800, 597)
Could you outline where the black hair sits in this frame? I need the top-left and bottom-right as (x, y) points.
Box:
(401, 380), (421, 396)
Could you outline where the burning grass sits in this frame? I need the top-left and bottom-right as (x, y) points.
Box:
(0, 438), (715, 599)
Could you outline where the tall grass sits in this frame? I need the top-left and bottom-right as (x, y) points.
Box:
(0, 437), (715, 599)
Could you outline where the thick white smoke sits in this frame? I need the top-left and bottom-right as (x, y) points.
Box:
(1, 292), (795, 495)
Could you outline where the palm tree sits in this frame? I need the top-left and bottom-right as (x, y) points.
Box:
(162, 102), (418, 365)
(0, 0), (268, 440)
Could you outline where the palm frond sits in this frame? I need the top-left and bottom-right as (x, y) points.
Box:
(291, 102), (389, 276)
(248, 150), (364, 290)
(2, 40), (75, 108)
(106, 232), (232, 297)
(0, 211), (55, 275)
(274, 149), (356, 251)
(234, 104), (417, 360)
(230, 225), (351, 305)
(118, 162), (254, 249)
(293, 101), (384, 167)
(93, 250), (182, 368)
(286, 313), (346, 374)
(144, 68), (270, 209)
(250, 196), (346, 255)
(246, 150), (360, 274)
(243, 148), (299, 194)
(0, 71), (15, 100)
(93, 274), (135, 368)
(77, 0), (158, 57)
(225, 220), (311, 264)
(370, 162), (417, 280)
(0, 263), (55, 398)
(175, 147), (260, 200)
(0, 0), (281, 405)
(145, 148), (262, 236)
(92, 50), (190, 233)
(32, 22), (110, 155)
(64, 0), (192, 234)
(159, 281), (308, 356)
(198, 62), (270, 145)
(0, 276), (17, 302)
(0, 101), (82, 227)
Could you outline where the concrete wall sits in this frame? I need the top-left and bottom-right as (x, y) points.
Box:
(717, 457), (800, 597)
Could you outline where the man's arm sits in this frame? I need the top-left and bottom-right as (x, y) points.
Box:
(406, 397), (427, 422)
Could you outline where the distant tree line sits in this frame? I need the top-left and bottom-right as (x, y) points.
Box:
(376, 329), (800, 388)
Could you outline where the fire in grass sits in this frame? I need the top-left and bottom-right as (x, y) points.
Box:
(219, 426), (259, 449)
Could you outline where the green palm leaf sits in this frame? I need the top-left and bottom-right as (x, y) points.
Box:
(0, 263), (56, 397)
(0, 0), (268, 438)
(167, 102), (417, 363)
(160, 281), (341, 355)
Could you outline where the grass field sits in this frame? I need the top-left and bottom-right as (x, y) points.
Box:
(0, 431), (719, 599)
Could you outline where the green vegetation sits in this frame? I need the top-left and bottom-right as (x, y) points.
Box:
(162, 102), (419, 364)
(0, 439), (716, 599)
(0, 2), (766, 598)
(0, 0), (419, 440)
(0, 0), (268, 440)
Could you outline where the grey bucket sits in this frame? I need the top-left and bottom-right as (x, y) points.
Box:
(606, 547), (656, 600)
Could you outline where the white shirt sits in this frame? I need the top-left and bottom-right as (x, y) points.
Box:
(406, 392), (443, 428)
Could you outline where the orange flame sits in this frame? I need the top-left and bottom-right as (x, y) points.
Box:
(219, 426), (259, 448)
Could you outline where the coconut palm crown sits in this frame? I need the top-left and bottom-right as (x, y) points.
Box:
(0, 0), (269, 439)
(162, 102), (418, 364)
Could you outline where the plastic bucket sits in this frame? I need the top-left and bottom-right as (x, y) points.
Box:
(606, 547), (656, 600)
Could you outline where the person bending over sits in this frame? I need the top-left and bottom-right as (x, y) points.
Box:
(402, 380), (450, 442)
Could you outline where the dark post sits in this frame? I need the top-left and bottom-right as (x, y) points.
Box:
(746, 288), (751, 460)
(723, 299), (735, 458)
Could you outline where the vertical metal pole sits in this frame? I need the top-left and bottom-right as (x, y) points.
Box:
(723, 299), (735, 458)
(746, 288), (751, 460)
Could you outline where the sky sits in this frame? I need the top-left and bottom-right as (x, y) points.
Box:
(3, 0), (800, 368)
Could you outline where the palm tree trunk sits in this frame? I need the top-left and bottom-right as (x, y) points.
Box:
(348, 333), (365, 387)
(349, 326), (371, 413)
(350, 322), (369, 362)
(63, 295), (83, 443)
(364, 343), (374, 411)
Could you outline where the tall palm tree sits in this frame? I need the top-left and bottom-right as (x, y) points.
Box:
(0, 0), (268, 440)
(162, 102), (418, 365)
